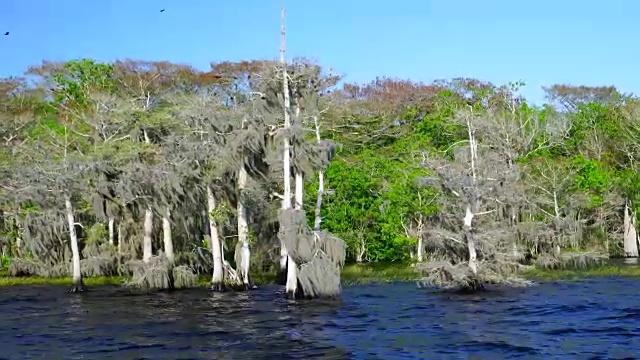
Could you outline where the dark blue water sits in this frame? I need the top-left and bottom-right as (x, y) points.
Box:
(0, 278), (638, 359)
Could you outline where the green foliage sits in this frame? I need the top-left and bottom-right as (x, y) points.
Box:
(86, 223), (109, 245)
(312, 104), (441, 262)
(51, 59), (116, 108)
(3, 56), (640, 287)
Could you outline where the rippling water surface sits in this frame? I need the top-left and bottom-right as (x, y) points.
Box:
(1, 277), (639, 359)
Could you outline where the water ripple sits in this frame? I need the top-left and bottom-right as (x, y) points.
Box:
(1, 278), (640, 358)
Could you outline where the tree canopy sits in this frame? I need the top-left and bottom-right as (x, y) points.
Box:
(1, 58), (639, 292)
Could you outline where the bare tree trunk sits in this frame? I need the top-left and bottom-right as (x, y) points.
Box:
(624, 200), (639, 257)
(464, 205), (478, 275)
(280, 244), (288, 270)
(313, 116), (324, 233)
(15, 235), (22, 256)
(553, 190), (562, 256)
(281, 7), (298, 298)
(237, 166), (251, 289)
(143, 207), (153, 262)
(14, 214), (22, 257)
(141, 129), (154, 262)
(108, 217), (115, 246)
(466, 113), (478, 276)
(356, 240), (365, 263)
(293, 98), (304, 210)
(208, 186), (225, 290)
(162, 208), (174, 263)
(286, 255), (298, 296)
(65, 196), (84, 293)
(117, 222), (123, 253)
(295, 173), (303, 210)
(416, 215), (425, 262)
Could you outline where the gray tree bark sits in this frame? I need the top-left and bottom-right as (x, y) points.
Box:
(162, 208), (174, 263)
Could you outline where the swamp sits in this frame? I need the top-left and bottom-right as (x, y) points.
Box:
(1, 6), (640, 359)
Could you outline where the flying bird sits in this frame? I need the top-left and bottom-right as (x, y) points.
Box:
(3, 32), (8, 36)
(160, 9), (165, 12)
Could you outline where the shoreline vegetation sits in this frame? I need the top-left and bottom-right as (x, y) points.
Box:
(2, 261), (639, 288)
(3, 51), (640, 295)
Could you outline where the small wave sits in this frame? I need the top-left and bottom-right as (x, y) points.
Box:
(461, 339), (541, 356)
(80, 343), (165, 355)
(2, 278), (640, 358)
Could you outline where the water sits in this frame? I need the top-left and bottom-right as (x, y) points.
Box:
(1, 278), (639, 359)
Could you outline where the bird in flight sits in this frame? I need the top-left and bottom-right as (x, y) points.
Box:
(160, 9), (165, 12)
(3, 32), (8, 36)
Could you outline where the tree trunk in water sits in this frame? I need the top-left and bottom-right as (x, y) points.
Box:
(464, 205), (478, 275)
(281, 7), (297, 298)
(286, 254), (297, 296)
(162, 208), (174, 263)
(143, 207), (153, 262)
(464, 112), (480, 290)
(624, 200), (639, 257)
(313, 116), (324, 233)
(65, 196), (84, 293)
(237, 166), (252, 289)
(108, 217), (115, 246)
(288, 172), (304, 296)
(207, 186), (225, 291)
(280, 245), (288, 272)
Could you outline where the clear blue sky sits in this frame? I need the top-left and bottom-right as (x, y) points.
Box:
(1, 0), (638, 104)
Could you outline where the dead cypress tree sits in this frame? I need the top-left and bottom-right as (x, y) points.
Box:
(272, 8), (346, 299)
(279, 7), (298, 297)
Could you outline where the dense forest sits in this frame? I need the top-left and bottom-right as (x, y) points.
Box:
(1, 53), (639, 293)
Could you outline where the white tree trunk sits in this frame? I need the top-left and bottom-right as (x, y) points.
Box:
(117, 223), (123, 253)
(65, 196), (83, 291)
(294, 173), (303, 210)
(624, 200), (639, 257)
(465, 114), (478, 275)
(356, 240), (365, 263)
(142, 130), (153, 262)
(281, 7), (297, 298)
(280, 245), (288, 270)
(237, 166), (251, 287)
(464, 205), (478, 275)
(208, 186), (225, 288)
(15, 235), (22, 255)
(314, 170), (324, 232)
(286, 254), (297, 294)
(290, 171), (304, 296)
(313, 116), (324, 233)
(162, 208), (174, 263)
(143, 207), (153, 262)
(108, 217), (115, 246)
(417, 236), (424, 262)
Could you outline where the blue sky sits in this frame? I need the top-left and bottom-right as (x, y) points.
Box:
(0, 0), (637, 104)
